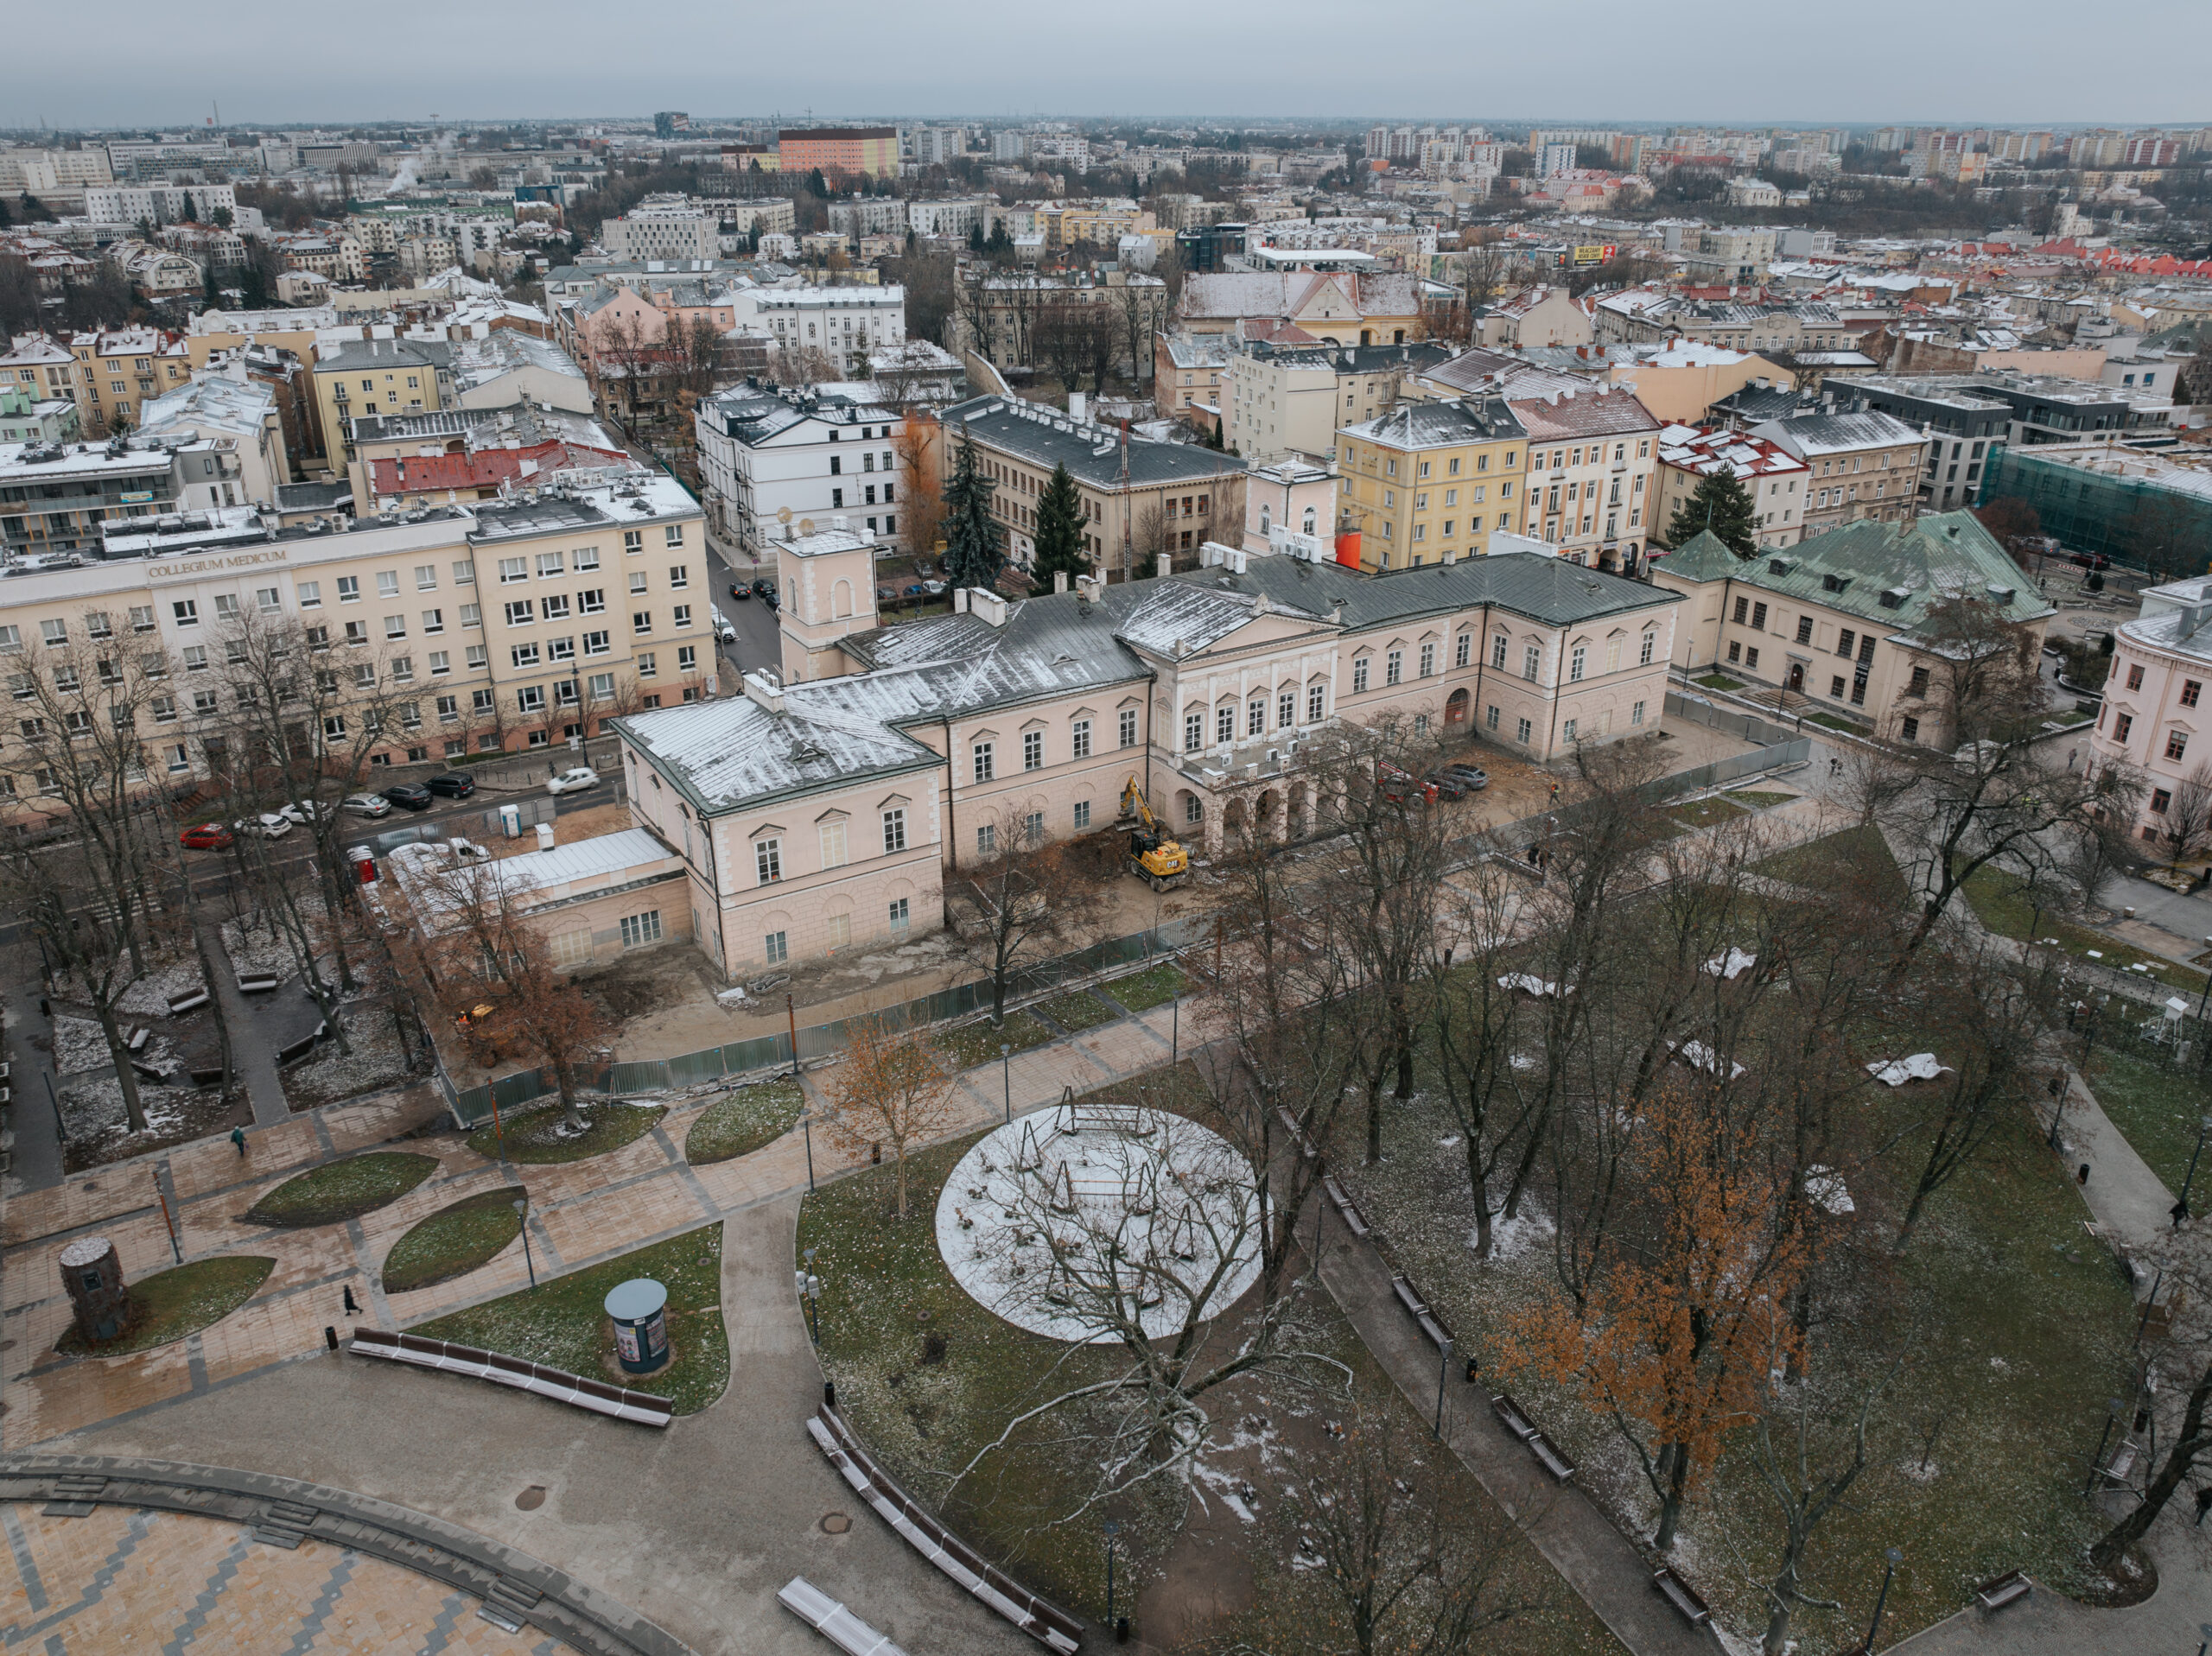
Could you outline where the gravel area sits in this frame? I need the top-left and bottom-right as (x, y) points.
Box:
(50, 1016), (176, 1078)
(283, 1006), (414, 1110)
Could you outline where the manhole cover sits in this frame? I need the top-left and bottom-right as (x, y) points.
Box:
(515, 1485), (547, 1512)
(821, 1513), (851, 1534)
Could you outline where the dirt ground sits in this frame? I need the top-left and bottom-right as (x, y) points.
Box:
(483, 801), (632, 858)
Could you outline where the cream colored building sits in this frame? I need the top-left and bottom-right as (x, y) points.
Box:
(1223, 339), (1452, 461)
(1336, 399), (1529, 571)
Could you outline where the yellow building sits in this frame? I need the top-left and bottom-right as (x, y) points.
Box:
(1335, 399), (1530, 571)
(60, 327), (191, 435)
(312, 338), (453, 474)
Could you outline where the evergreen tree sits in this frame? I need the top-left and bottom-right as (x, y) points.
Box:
(1030, 463), (1089, 587)
(941, 437), (1004, 592)
(1666, 468), (1760, 557)
(968, 221), (985, 252)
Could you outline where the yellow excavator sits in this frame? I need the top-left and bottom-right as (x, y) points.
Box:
(1116, 777), (1190, 891)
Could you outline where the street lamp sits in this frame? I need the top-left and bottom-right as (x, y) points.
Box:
(1171, 990), (1179, 1067)
(2196, 938), (2212, 1023)
(799, 1109), (816, 1192)
(1434, 1336), (1453, 1437)
(2179, 1115), (2212, 1224)
(1001, 1043), (1012, 1124)
(513, 1197), (537, 1289)
(1103, 1519), (1121, 1632)
(2086, 1396), (2126, 1499)
(41, 1069), (67, 1145)
(1863, 1547), (1902, 1652)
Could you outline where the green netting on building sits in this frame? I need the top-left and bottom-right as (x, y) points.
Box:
(1978, 447), (2212, 575)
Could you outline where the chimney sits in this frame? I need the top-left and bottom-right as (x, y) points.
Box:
(832, 513), (848, 532)
(1075, 574), (1103, 604)
(969, 587), (1009, 627)
(1067, 390), (1088, 423)
(1157, 553), (1173, 581)
(1053, 570), (1069, 593)
(954, 587), (969, 613)
(741, 668), (785, 714)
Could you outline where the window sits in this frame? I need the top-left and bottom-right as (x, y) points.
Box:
(1900, 716), (1921, 744)
(1631, 700), (1646, 726)
(1562, 718), (1578, 742)
(1745, 647), (1760, 672)
(1419, 642), (1437, 679)
(761, 929), (788, 965)
(517, 685), (544, 712)
(671, 604), (692, 630)
(1908, 665), (1930, 696)
(1516, 715), (1532, 744)
(414, 564), (437, 592)
(973, 740), (995, 783)
(1248, 697), (1266, 736)
(976, 822), (997, 856)
(1185, 710), (1203, 752)
(334, 576), (360, 605)
(542, 595), (570, 622)
(1522, 644), (1541, 682)
(1023, 730), (1043, 770)
(505, 600), (535, 626)
(1307, 683), (1325, 722)
(2169, 731), (2190, 763)
(453, 559), (475, 586)
(536, 551), (565, 579)
(499, 557), (528, 584)
(129, 605), (156, 631)
(1836, 629), (1855, 658)
(1023, 809), (1045, 842)
(1732, 596), (1749, 625)
(1796, 616), (1814, 645)
(668, 564), (690, 590)
(2186, 681), (2203, 709)
(384, 615), (407, 640)
(472, 687), (495, 713)
(882, 808), (907, 853)
(676, 644), (697, 674)
(1071, 718), (1092, 758)
(1120, 708), (1138, 748)
(756, 838), (783, 885)
(1353, 657), (1370, 693)
(182, 644), (208, 672)
(632, 611), (653, 636)
(2127, 663), (2145, 692)
(636, 651), (657, 677)
(1569, 645), (1586, 683)
(1750, 602), (1767, 631)
(166, 601), (194, 631)
(815, 818), (849, 869)
(579, 588), (606, 614)
(460, 603), (482, 629)
(376, 572), (399, 599)
(1491, 633), (1509, 670)
(1728, 641), (1742, 664)
(664, 525), (683, 547)
(1456, 632), (1472, 669)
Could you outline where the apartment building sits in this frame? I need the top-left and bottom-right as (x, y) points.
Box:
(63, 328), (193, 436)
(0, 473), (707, 807)
(1654, 511), (2050, 744)
(83, 184), (238, 226)
(601, 209), (721, 262)
(741, 285), (907, 377)
(938, 395), (1249, 582)
(0, 388), (79, 446)
(614, 537), (1681, 977)
(1681, 228), (1777, 285)
(1477, 286), (1594, 350)
(1747, 410), (1929, 537)
(1155, 333), (1231, 429)
(2092, 575), (2212, 848)
(313, 339), (455, 471)
(0, 441), (238, 557)
(1649, 425), (1810, 553)
(944, 271), (1165, 377)
(779, 127), (900, 179)
(1336, 399), (1529, 571)
(1511, 387), (1663, 575)
(1222, 339), (1452, 460)
(695, 382), (908, 555)
(1173, 271), (1427, 347)
(825, 198), (909, 240)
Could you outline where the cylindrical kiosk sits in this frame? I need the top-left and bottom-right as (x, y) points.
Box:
(605, 1278), (670, 1375)
(60, 1235), (131, 1343)
(346, 845), (377, 885)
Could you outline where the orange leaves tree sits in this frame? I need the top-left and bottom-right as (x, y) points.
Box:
(823, 1016), (959, 1218)
(1505, 1079), (1808, 1551)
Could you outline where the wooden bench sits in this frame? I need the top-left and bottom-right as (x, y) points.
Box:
(167, 989), (210, 1015)
(1491, 1391), (1538, 1442)
(1652, 1566), (1713, 1627)
(1527, 1429), (1577, 1482)
(1321, 1174), (1372, 1238)
(2104, 1439), (2141, 1487)
(348, 1328), (673, 1427)
(129, 1061), (171, 1086)
(237, 973), (280, 995)
(1275, 1105), (1319, 1158)
(1389, 1274), (1452, 1349)
(124, 1028), (149, 1054)
(1974, 1570), (2031, 1613)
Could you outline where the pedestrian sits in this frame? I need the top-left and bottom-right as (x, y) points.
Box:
(2174, 1198), (2191, 1229)
(1464, 1353), (1481, 1385)
(2078, 1163), (2092, 1187)
(2196, 1486), (2212, 1526)
(342, 1284), (361, 1317)
(1829, 756), (1840, 777)
(229, 1126), (246, 1159)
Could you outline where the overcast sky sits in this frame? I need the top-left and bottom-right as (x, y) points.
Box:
(5, 0), (2207, 130)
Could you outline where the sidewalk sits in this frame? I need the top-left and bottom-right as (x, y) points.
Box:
(193, 909), (289, 1129)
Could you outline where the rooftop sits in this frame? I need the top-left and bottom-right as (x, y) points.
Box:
(1339, 397), (1526, 450)
(941, 396), (1246, 490)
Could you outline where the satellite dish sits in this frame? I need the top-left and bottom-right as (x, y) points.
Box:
(777, 505), (793, 523)
(798, 517), (817, 536)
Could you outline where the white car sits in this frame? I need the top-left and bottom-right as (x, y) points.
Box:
(444, 838), (492, 861)
(712, 606), (736, 644)
(232, 813), (293, 839)
(547, 765), (601, 796)
(341, 793), (393, 818)
(277, 800), (329, 827)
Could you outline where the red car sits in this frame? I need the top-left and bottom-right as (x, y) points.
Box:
(179, 822), (234, 850)
(1376, 762), (1439, 804)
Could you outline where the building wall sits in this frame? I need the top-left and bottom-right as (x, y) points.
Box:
(2093, 631), (2210, 846)
(1336, 428), (1529, 569)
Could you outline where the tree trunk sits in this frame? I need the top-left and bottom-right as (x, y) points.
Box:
(895, 1146), (908, 1218)
(96, 1004), (148, 1133)
(1653, 1444), (1690, 1551)
(1365, 1077), (1383, 1165)
(554, 1058), (586, 1133)
(1391, 997), (1414, 1101)
(1501, 1115), (1546, 1221)
(1465, 1141), (1494, 1258)
(2093, 1358), (2212, 1568)
(1760, 1565), (1797, 1656)
(1895, 1179), (1935, 1252)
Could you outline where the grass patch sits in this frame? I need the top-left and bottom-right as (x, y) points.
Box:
(1755, 822), (1912, 910)
(380, 1188), (526, 1295)
(1663, 795), (1750, 829)
(1033, 989), (1118, 1033)
(937, 1010), (1052, 1071)
(411, 1223), (728, 1414)
(466, 1100), (666, 1164)
(798, 1070), (1617, 1653)
(57, 1255), (273, 1356)
(1808, 711), (1864, 733)
(1099, 960), (1188, 1013)
(684, 1079), (805, 1164)
(2085, 1044), (2209, 1196)
(244, 1152), (438, 1228)
(1695, 672), (1745, 690)
(1726, 789), (1798, 809)
(1961, 866), (2209, 993)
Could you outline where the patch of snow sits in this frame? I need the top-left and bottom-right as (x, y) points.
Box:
(1866, 1052), (1948, 1087)
(1470, 1200), (1556, 1265)
(1805, 1165), (1854, 1215)
(1704, 948), (1758, 980)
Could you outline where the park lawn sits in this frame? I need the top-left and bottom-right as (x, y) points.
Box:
(685, 1079), (804, 1164)
(797, 1069), (1620, 1655)
(1342, 1037), (2136, 1653)
(1099, 961), (1188, 1013)
(244, 1152), (439, 1228)
(57, 1255), (273, 1357)
(1808, 711), (1863, 733)
(2085, 1044), (2208, 1196)
(937, 1011), (1052, 1072)
(1754, 822), (1912, 910)
(1695, 673), (1745, 691)
(1663, 795), (1750, 831)
(465, 1100), (666, 1164)
(380, 1188), (525, 1295)
(412, 1223), (728, 1414)
(1033, 989), (1118, 1034)
(1960, 865), (2209, 994)
(1726, 789), (1798, 809)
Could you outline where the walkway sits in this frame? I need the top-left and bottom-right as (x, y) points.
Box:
(194, 908), (290, 1128)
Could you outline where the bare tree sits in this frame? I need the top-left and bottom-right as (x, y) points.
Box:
(946, 803), (1107, 1026)
(823, 1015), (958, 1218)
(2159, 765), (2212, 865)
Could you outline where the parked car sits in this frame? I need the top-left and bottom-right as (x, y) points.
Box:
(761, 584), (779, 612)
(712, 606), (737, 644)
(277, 799), (329, 827)
(904, 583), (926, 599)
(425, 771), (476, 799)
(547, 765), (601, 796)
(1376, 762), (1439, 803)
(1444, 763), (1490, 790)
(920, 579), (947, 597)
(2071, 550), (2112, 571)
(178, 822), (233, 851)
(1424, 772), (1469, 802)
(232, 812), (294, 839)
(341, 792), (393, 817)
(728, 581), (751, 600)
(750, 578), (772, 598)
(381, 783), (435, 811)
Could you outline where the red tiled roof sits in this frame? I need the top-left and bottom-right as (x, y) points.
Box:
(369, 440), (629, 497)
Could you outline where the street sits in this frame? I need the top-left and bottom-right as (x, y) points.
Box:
(705, 528), (783, 685)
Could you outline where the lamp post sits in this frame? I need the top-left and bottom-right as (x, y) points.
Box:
(41, 1069), (66, 1145)
(514, 1197), (537, 1289)
(1001, 1043), (1012, 1124)
(800, 1109), (816, 1192)
(2180, 1116), (2212, 1223)
(2197, 938), (2212, 1025)
(1171, 991), (1179, 1067)
(1863, 1547), (1902, 1652)
(799, 1246), (821, 1345)
(1103, 1519), (1120, 1631)
(1435, 1336), (1453, 1437)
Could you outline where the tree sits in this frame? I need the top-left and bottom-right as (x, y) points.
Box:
(1973, 494), (2042, 563)
(892, 416), (946, 559)
(1665, 468), (1758, 557)
(947, 805), (1105, 1026)
(1030, 463), (1089, 586)
(1034, 300), (1088, 393)
(1281, 1412), (1530, 1656)
(823, 1016), (957, 1218)
(941, 435), (1004, 591)
(2162, 765), (2212, 864)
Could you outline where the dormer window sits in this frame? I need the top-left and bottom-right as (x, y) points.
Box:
(1878, 588), (1909, 610)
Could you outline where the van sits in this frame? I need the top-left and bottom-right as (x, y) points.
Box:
(711, 606), (736, 644)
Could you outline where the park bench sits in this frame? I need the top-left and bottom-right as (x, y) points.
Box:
(128, 1060), (171, 1086)
(1491, 1391), (1539, 1442)
(237, 973), (280, 995)
(1526, 1429), (1577, 1482)
(1320, 1174), (1371, 1237)
(1275, 1105), (1319, 1158)
(1974, 1570), (2031, 1613)
(1389, 1273), (1452, 1349)
(807, 1404), (1083, 1654)
(779, 1577), (906, 1656)
(1652, 1566), (1713, 1627)
(124, 1028), (149, 1054)
(2103, 1438), (2141, 1487)
(348, 1327), (673, 1427)
(167, 988), (209, 1015)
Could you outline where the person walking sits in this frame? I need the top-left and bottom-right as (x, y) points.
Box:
(342, 1285), (361, 1317)
(229, 1126), (246, 1159)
